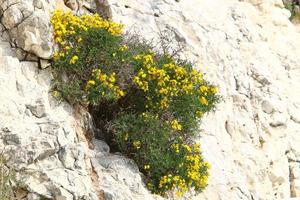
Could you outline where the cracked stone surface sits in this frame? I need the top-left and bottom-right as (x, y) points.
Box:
(0, 0), (68, 59)
(108, 0), (300, 199)
(0, 36), (98, 198)
(0, 0), (300, 200)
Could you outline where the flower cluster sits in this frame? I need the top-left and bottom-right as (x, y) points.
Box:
(51, 10), (123, 45)
(51, 10), (125, 104)
(84, 69), (125, 103)
(170, 120), (182, 131)
(158, 143), (210, 196)
(51, 10), (123, 63)
(133, 54), (218, 113)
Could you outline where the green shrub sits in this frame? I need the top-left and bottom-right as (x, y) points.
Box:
(109, 112), (211, 195)
(51, 10), (220, 196)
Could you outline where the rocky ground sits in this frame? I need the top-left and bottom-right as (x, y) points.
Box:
(0, 0), (300, 200)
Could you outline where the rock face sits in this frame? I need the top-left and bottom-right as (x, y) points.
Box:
(107, 0), (300, 199)
(0, 0), (300, 200)
(0, 36), (97, 198)
(0, 0), (56, 59)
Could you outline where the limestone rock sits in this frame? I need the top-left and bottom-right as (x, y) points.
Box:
(108, 0), (300, 199)
(0, 38), (98, 199)
(91, 153), (163, 200)
(0, 0), (300, 200)
(0, 0), (55, 59)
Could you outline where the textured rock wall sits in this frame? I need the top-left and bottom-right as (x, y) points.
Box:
(107, 0), (300, 199)
(0, 0), (300, 200)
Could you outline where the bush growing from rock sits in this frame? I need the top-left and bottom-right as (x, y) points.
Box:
(51, 10), (219, 196)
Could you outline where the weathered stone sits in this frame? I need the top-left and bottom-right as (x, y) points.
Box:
(270, 112), (288, 127)
(0, 38), (98, 199)
(289, 103), (300, 123)
(0, 0), (300, 200)
(39, 59), (51, 69)
(92, 139), (110, 154)
(26, 99), (47, 118)
(64, 0), (79, 11)
(16, 10), (53, 59)
(1, 6), (23, 29)
(262, 100), (275, 114)
(0, 0), (55, 59)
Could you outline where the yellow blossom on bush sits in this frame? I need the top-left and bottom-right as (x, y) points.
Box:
(196, 111), (203, 118)
(52, 90), (59, 97)
(85, 80), (96, 90)
(124, 133), (129, 141)
(144, 164), (151, 170)
(210, 86), (218, 94)
(69, 55), (78, 64)
(133, 140), (141, 149)
(171, 143), (180, 153)
(87, 69), (125, 100)
(171, 120), (182, 131)
(199, 85), (208, 93)
(119, 45), (128, 51)
(199, 96), (208, 106)
(51, 10), (123, 47)
(157, 143), (209, 196)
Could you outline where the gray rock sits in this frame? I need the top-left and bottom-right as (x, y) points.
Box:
(26, 99), (47, 118)
(92, 139), (110, 154)
(270, 112), (288, 127)
(262, 100), (275, 114)
(0, 0), (300, 200)
(0, 0), (54, 59)
(16, 10), (53, 59)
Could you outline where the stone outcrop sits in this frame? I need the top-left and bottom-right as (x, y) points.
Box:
(107, 0), (300, 199)
(0, 0), (300, 200)
(0, 0), (56, 59)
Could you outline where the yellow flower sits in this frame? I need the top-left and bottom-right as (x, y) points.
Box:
(108, 75), (116, 83)
(133, 140), (141, 149)
(124, 133), (129, 141)
(199, 96), (208, 106)
(199, 85), (208, 93)
(119, 45), (128, 51)
(210, 86), (218, 94)
(160, 97), (169, 108)
(176, 190), (183, 196)
(88, 80), (96, 86)
(69, 55), (79, 64)
(99, 74), (108, 82)
(183, 144), (192, 153)
(158, 88), (168, 95)
(53, 51), (60, 60)
(116, 89), (125, 97)
(171, 120), (182, 131)
(171, 143), (180, 153)
(53, 90), (59, 97)
(85, 80), (96, 90)
(143, 54), (153, 64)
(196, 111), (203, 118)
(144, 164), (151, 170)
(133, 55), (142, 60)
(108, 83), (114, 89)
